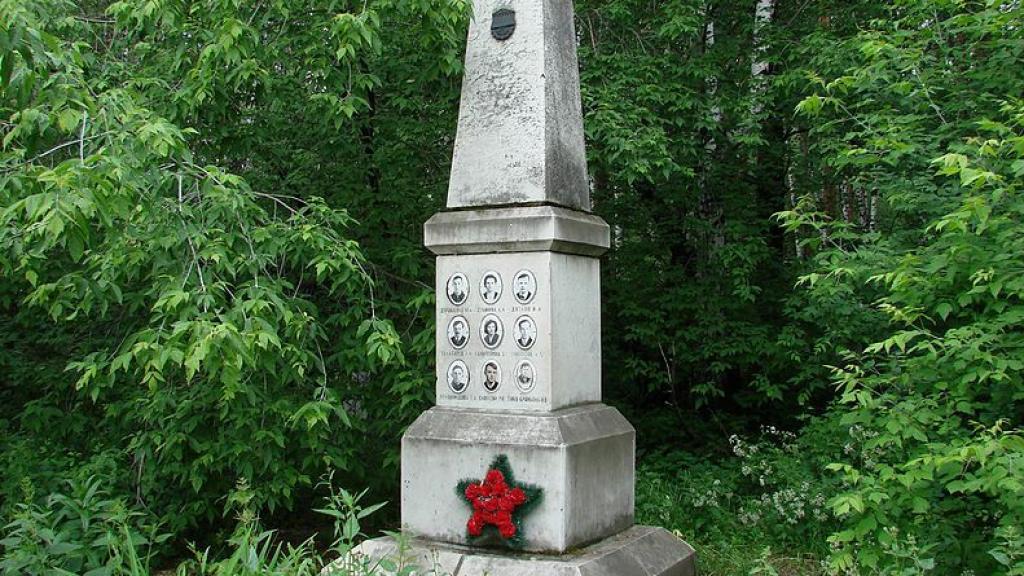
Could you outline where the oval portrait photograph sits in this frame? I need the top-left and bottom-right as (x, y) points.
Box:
(446, 315), (470, 350)
(514, 360), (536, 393)
(512, 269), (537, 304)
(446, 360), (470, 394)
(479, 271), (502, 305)
(446, 272), (469, 306)
(479, 314), (503, 349)
(482, 360), (502, 393)
(513, 315), (536, 350)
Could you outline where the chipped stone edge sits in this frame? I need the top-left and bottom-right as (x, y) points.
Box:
(403, 404), (633, 447)
(424, 206), (610, 256)
(322, 525), (696, 576)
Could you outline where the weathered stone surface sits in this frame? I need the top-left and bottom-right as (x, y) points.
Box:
(424, 206), (610, 256)
(401, 405), (635, 553)
(392, 0), (697, 568)
(435, 252), (601, 412)
(329, 526), (697, 576)
(446, 0), (589, 210)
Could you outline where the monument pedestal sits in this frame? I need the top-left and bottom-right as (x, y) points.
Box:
(334, 0), (697, 569)
(336, 526), (696, 576)
(402, 404), (635, 552)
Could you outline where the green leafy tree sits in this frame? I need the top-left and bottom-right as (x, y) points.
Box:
(779, 2), (1024, 573)
(577, 0), (808, 418)
(0, 0), (466, 531)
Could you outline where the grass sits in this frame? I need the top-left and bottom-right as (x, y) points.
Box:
(687, 540), (824, 576)
(2, 425), (841, 575)
(633, 429), (840, 576)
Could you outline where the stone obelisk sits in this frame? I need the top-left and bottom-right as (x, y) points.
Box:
(350, 0), (697, 573)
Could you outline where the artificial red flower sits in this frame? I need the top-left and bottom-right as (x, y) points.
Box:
(509, 487), (526, 505)
(467, 515), (483, 537)
(463, 467), (528, 540)
(498, 520), (516, 538)
(486, 469), (507, 489)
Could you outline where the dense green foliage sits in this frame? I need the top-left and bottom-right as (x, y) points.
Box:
(2, 0), (1023, 574)
(779, 5), (1024, 572)
(0, 0), (462, 534)
(0, 474), (428, 575)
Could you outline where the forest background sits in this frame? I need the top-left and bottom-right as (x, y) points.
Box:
(1, 0), (1023, 574)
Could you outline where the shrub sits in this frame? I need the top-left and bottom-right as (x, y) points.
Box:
(779, 3), (1024, 571)
(636, 421), (842, 574)
(0, 476), (168, 575)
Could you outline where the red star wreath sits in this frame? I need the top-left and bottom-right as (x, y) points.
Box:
(456, 454), (543, 548)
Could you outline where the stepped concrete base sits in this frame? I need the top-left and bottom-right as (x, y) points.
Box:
(327, 526), (696, 576)
(402, 405), (635, 552)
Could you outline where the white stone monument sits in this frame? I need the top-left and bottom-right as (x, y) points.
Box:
(345, 0), (697, 573)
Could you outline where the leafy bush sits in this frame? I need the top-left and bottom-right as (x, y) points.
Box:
(1, 474), (449, 576)
(0, 476), (168, 575)
(636, 422), (841, 575)
(0, 0), (465, 533)
(578, 0), (814, 413)
(778, 3), (1024, 574)
(173, 477), (452, 576)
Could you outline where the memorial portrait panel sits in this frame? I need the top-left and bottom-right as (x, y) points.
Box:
(447, 316), (470, 350)
(513, 315), (537, 350)
(446, 272), (470, 306)
(514, 360), (536, 393)
(482, 361), (502, 393)
(480, 314), (504, 349)
(479, 271), (503, 304)
(512, 270), (537, 304)
(446, 360), (470, 394)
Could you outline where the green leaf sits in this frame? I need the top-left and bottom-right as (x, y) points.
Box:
(796, 94), (823, 116)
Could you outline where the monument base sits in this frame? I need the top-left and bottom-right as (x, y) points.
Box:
(327, 526), (696, 576)
(401, 404), (636, 552)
